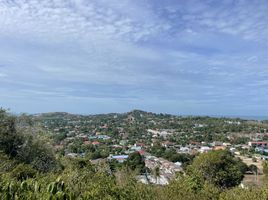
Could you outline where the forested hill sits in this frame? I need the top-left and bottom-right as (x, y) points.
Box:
(31, 109), (268, 144)
(32, 109), (265, 124)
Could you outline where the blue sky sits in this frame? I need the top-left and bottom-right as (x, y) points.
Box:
(0, 0), (268, 115)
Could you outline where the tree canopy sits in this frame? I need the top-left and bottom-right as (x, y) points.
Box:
(188, 150), (246, 188)
(0, 109), (58, 172)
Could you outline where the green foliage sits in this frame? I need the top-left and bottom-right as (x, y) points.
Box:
(0, 110), (24, 157)
(149, 143), (194, 168)
(126, 152), (146, 173)
(2, 109), (268, 199)
(0, 109), (58, 173)
(263, 161), (268, 176)
(9, 164), (37, 181)
(219, 187), (268, 200)
(54, 132), (67, 144)
(0, 155), (267, 200)
(164, 175), (220, 200)
(188, 150), (245, 188)
(263, 161), (268, 183)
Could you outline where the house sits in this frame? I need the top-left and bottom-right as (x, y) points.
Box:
(66, 153), (78, 158)
(223, 142), (232, 146)
(137, 150), (145, 155)
(131, 144), (142, 151)
(100, 124), (108, 129)
(249, 141), (268, 148)
(229, 147), (236, 152)
(136, 142), (145, 147)
(213, 145), (226, 151)
(112, 144), (122, 148)
(189, 141), (201, 146)
(83, 141), (91, 145)
(92, 141), (100, 145)
(255, 147), (268, 153)
(88, 135), (111, 140)
(174, 162), (182, 167)
(199, 146), (212, 153)
(211, 141), (223, 147)
(177, 147), (190, 154)
(109, 155), (129, 163)
(161, 141), (174, 148)
(98, 135), (111, 140)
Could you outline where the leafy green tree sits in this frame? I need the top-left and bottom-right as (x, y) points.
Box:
(0, 110), (24, 157)
(0, 109), (58, 173)
(126, 152), (145, 173)
(188, 150), (244, 188)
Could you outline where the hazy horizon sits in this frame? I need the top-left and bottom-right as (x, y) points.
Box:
(5, 108), (268, 121)
(1, 0), (268, 116)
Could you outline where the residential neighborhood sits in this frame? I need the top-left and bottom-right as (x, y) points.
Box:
(28, 110), (268, 185)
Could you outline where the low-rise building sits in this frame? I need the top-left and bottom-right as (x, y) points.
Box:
(109, 155), (129, 163)
(213, 145), (226, 151)
(249, 141), (268, 148)
(199, 146), (212, 153)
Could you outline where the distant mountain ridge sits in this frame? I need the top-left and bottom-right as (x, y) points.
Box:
(29, 110), (268, 121)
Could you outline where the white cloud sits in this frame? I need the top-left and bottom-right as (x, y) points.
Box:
(0, 0), (268, 114)
(0, 0), (170, 43)
(163, 0), (268, 42)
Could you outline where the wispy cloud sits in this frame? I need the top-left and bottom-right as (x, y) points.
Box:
(0, 0), (268, 115)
